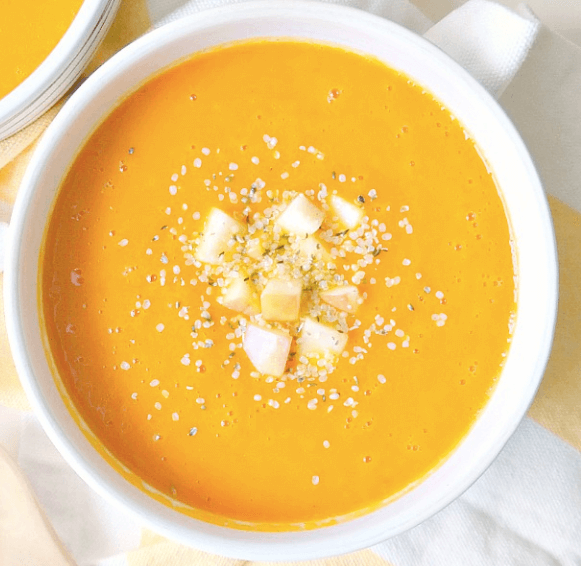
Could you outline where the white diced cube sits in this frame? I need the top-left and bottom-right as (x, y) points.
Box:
(329, 195), (364, 229)
(222, 277), (260, 315)
(261, 278), (302, 321)
(276, 194), (325, 236)
(195, 208), (244, 264)
(297, 317), (348, 357)
(320, 285), (360, 313)
(243, 324), (292, 377)
(246, 237), (264, 260)
(295, 235), (331, 262)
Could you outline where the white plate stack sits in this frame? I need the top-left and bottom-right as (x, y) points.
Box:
(0, 0), (120, 141)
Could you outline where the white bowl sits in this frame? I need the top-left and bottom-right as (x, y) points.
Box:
(0, 0), (120, 141)
(4, 1), (558, 560)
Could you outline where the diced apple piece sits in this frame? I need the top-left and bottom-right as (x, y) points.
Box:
(296, 235), (331, 262)
(222, 277), (260, 316)
(320, 285), (360, 313)
(243, 324), (292, 377)
(297, 318), (348, 357)
(329, 194), (364, 230)
(261, 278), (302, 322)
(276, 194), (325, 236)
(195, 208), (244, 265)
(246, 237), (264, 260)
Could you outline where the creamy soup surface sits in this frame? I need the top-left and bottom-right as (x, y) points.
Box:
(0, 0), (83, 100)
(41, 40), (516, 529)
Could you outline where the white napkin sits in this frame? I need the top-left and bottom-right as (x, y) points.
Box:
(2, 1), (581, 564)
(424, 0), (540, 97)
(499, 23), (581, 213)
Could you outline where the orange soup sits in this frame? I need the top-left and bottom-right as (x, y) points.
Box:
(41, 41), (516, 529)
(0, 0), (83, 99)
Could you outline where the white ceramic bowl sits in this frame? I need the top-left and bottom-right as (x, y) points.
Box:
(4, 1), (558, 560)
(0, 0), (120, 141)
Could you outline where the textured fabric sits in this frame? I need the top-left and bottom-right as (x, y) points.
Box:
(528, 195), (581, 453)
(0, 102), (65, 170)
(424, 0), (540, 97)
(2, 1), (581, 565)
(499, 22), (581, 216)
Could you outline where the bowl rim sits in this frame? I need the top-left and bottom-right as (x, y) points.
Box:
(0, 0), (118, 140)
(4, 0), (558, 560)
